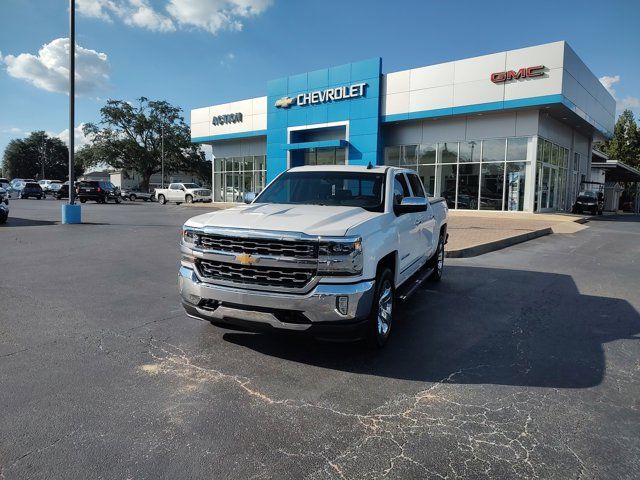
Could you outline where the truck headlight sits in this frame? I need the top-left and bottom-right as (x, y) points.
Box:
(182, 228), (200, 247)
(318, 236), (363, 276)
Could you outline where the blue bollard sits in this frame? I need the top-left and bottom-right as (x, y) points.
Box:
(61, 204), (82, 224)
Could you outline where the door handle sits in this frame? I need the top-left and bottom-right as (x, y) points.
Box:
(415, 218), (423, 225)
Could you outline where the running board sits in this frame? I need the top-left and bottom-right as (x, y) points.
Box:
(396, 266), (434, 303)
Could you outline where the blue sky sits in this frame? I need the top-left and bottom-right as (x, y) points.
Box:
(1, 0), (638, 158)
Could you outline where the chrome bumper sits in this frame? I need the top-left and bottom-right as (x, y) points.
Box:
(178, 266), (375, 332)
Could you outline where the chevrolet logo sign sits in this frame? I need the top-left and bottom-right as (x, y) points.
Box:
(275, 96), (295, 108)
(235, 253), (258, 265)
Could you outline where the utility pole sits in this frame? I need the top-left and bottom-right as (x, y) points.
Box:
(62, 0), (81, 223)
(161, 123), (165, 188)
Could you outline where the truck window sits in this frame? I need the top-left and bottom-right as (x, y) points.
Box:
(406, 173), (426, 198)
(255, 171), (386, 213)
(393, 174), (410, 205)
(170, 184), (180, 190)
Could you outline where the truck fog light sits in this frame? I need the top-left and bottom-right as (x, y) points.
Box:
(336, 296), (349, 315)
(188, 294), (201, 304)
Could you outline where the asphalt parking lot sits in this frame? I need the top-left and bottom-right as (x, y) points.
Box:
(1, 198), (639, 479)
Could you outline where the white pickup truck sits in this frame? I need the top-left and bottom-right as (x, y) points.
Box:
(179, 165), (448, 347)
(155, 183), (212, 204)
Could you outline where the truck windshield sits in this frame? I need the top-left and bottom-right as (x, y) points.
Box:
(255, 171), (386, 212)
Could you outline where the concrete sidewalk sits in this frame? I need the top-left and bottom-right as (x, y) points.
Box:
(446, 211), (589, 257)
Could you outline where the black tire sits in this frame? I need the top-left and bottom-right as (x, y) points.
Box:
(80, 198), (86, 203)
(0, 212), (7, 224)
(115, 197), (121, 204)
(185, 195), (193, 204)
(129, 194), (136, 201)
(364, 268), (395, 349)
(427, 233), (445, 282)
(158, 194), (166, 205)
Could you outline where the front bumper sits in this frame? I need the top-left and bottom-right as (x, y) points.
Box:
(178, 266), (375, 334)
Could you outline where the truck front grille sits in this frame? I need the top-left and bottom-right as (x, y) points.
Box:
(198, 234), (317, 259)
(196, 259), (315, 289)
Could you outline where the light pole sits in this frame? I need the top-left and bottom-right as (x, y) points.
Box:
(161, 123), (165, 188)
(62, 0), (81, 223)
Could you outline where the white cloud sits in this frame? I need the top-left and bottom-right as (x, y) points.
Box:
(599, 74), (640, 114)
(219, 51), (236, 66)
(125, 0), (176, 32)
(3, 38), (110, 95)
(599, 75), (620, 97)
(77, 0), (272, 35)
(55, 123), (93, 151)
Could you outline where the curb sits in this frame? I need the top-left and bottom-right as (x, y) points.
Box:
(446, 227), (553, 258)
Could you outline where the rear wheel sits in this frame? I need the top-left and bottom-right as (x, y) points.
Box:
(129, 194), (136, 201)
(365, 268), (395, 349)
(158, 194), (166, 205)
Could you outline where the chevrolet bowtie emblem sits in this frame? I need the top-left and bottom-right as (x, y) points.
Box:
(236, 253), (257, 265)
(275, 96), (295, 108)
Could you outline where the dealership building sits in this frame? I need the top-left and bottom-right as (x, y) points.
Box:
(191, 41), (615, 212)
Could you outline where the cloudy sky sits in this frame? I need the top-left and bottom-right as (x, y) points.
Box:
(0, 0), (638, 157)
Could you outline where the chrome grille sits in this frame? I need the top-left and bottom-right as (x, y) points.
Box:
(197, 234), (317, 259)
(196, 259), (315, 289)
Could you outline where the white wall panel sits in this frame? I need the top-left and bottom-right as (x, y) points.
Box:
(454, 80), (504, 107)
(409, 85), (454, 112)
(385, 70), (411, 94)
(506, 42), (564, 70)
(421, 117), (467, 143)
(503, 67), (563, 100)
(409, 62), (454, 90)
(515, 110), (539, 136)
(383, 92), (410, 116)
(454, 53), (505, 83)
(466, 112), (517, 139)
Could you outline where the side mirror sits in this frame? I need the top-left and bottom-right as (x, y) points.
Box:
(395, 196), (427, 215)
(244, 192), (256, 204)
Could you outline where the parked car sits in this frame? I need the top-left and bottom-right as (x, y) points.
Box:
(155, 183), (212, 204)
(121, 188), (155, 202)
(10, 179), (35, 194)
(178, 165), (449, 348)
(0, 187), (9, 223)
(38, 179), (62, 194)
(0, 181), (11, 198)
(572, 190), (603, 215)
(48, 181), (63, 194)
(20, 182), (44, 199)
(77, 181), (121, 204)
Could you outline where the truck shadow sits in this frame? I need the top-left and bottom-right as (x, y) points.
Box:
(222, 265), (640, 388)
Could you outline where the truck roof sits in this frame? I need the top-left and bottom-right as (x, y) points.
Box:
(288, 165), (396, 173)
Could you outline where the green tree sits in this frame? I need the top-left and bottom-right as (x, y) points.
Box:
(83, 97), (209, 190)
(601, 109), (640, 167)
(2, 131), (83, 180)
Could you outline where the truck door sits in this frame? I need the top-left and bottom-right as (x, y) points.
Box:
(406, 172), (436, 259)
(392, 173), (423, 282)
(168, 184), (181, 201)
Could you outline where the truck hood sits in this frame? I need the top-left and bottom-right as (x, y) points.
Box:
(184, 203), (380, 236)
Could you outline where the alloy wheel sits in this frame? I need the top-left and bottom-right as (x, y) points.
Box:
(377, 280), (393, 337)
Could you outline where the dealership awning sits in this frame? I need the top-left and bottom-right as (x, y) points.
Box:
(284, 139), (349, 151)
(591, 160), (640, 182)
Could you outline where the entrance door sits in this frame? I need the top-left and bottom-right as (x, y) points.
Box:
(540, 166), (549, 210)
(548, 168), (557, 210)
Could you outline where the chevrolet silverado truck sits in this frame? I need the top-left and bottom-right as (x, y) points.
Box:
(178, 165), (448, 347)
(155, 183), (212, 205)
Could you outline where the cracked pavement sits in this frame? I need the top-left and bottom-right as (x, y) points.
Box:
(1, 200), (639, 479)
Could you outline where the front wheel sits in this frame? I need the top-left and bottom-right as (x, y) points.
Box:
(129, 194), (136, 201)
(427, 233), (445, 282)
(158, 194), (166, 205)
(185, 195), (193, 204)
(365, 268), (395, 349)
(80, 198), (86, 204)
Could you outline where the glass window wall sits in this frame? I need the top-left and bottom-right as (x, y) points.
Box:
(213, 155), (267, 203)
(384, 135), (533, 211)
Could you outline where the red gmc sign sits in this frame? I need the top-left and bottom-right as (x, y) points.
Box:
(491, 65), (545, 83)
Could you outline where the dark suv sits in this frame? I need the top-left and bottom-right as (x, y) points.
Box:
(77, 181), (121, 204)
(20, 182), (44, 199)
